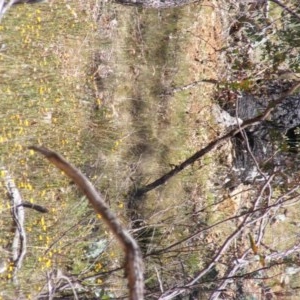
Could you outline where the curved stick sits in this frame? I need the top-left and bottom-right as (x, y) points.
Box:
(29, 146), (144, 300)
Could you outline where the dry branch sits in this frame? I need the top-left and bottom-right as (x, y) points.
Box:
(156, 168), (300, 299)
(1, 167), (27, 284)
(0, 0), (16, 21)
(114, 0), (201, 9)
(19, 201), (49, 213)
(29, 146), (144, 300)
(158, 173), (300, 299)
(135, 81), (300, 197)
(269, 0), (300, 22)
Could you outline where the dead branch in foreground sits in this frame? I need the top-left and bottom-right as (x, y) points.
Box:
(139, 81), (300, 299)
(135, 81), (300, 197)
(29, 146), (144, 300)
(1, 166), (48, 285)
(158, 178), (300, 299)
(114, 0), (201, 9)
(18, 201), (48, 213)
(1, 167), (27, 284)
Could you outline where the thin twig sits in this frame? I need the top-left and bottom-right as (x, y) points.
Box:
(158, 176), (299, 299)
(269, 0), (300, 22)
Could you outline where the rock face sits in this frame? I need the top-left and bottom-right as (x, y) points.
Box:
(272, 95), (300, 131)
(225, 83), (300, 183)
(211, 104), (242, 127)
(233, 93), (300, 134)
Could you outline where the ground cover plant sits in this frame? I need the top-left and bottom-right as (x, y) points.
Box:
(1, 0), (300, 299)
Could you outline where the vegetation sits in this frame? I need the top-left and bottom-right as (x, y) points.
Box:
(0, 0), (300, 299)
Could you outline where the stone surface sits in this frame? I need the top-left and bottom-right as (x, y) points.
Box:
(223, 82), (300, 183)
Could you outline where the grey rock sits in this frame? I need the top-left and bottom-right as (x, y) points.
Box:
(225, 82), (300, 183)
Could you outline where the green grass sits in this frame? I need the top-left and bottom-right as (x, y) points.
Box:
(0, 1), (225, 299)
(0, 1), (105, 298)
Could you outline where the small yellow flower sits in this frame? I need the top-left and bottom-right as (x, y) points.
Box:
(94, 263), (102, 271)
(26, 183), (33, 190)
(19, 182), (25, 188)
(96, 98), (102, 106)
(45, 259), (51, 268)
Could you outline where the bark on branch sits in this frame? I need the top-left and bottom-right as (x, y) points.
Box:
(28, 146), (144, 300)
(114, 0), (201, 9)
(1, 167), (27, 284)
(18, 201), (49, 213)
(135, 81), (300, 197)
